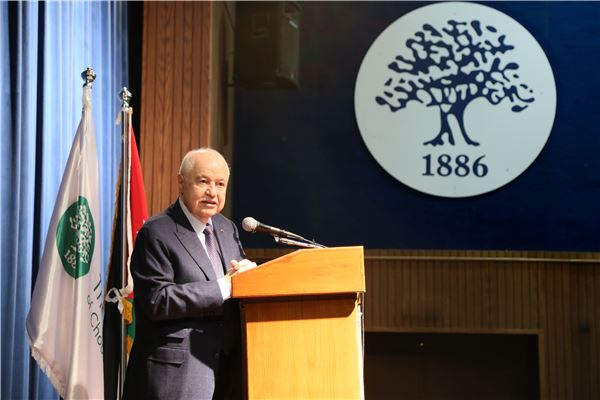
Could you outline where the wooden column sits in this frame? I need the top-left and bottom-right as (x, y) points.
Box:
(140, 2), (235, 216)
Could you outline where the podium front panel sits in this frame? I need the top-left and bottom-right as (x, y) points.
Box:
(242, 296), (364, 399)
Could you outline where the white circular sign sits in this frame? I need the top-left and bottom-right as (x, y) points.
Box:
(355, 2), (556, 197)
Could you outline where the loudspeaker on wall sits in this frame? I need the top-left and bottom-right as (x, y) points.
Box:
(235, 1), (301, 89)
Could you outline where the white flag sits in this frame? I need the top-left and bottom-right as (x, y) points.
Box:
(27, 85), (104, 400)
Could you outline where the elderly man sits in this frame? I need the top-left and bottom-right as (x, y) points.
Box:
(123, 148), (255, 400)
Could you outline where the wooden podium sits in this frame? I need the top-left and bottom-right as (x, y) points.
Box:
(232, 246), (366, 400)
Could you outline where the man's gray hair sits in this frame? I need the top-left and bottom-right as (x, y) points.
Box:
(178, 148), (229, 176)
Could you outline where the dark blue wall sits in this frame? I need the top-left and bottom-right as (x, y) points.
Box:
(232, 1), (600, 251)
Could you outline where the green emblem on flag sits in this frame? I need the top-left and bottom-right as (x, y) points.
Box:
(56, 196), (95, 278)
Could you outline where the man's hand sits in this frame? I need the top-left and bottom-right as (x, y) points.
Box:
(226, 259), (258, 279)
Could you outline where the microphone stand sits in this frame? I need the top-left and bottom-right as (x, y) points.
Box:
(273, 236), (327, 249)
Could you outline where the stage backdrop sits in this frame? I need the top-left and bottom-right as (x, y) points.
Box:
(232, 1), (600, 252)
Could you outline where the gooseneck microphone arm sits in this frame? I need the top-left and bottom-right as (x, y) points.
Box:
(241, 217), (327, 248)
(274, 236), (326, 249)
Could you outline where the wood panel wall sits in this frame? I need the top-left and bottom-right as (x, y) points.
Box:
(140, 2), (235, 216)
(246, 248), (600, 400)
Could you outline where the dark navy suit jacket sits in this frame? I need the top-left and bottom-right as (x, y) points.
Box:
(123, 201), (245, 400)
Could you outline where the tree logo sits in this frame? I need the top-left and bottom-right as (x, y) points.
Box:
(56, 196), (95, 279)
(355, 2), (556, 197)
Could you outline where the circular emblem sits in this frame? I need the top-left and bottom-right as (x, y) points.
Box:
(355, 2), (556, 197)
(56, 196), (95, 278)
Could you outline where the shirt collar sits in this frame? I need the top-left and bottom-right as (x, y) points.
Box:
(178, 197), (210, 234)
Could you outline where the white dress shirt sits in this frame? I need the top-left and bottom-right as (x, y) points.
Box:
(178, 197), (231, 300)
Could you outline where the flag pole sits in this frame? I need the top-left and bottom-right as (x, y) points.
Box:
(119, 86), (132, 399)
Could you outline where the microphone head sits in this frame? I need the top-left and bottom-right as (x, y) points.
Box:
(242, 217), (258, 233)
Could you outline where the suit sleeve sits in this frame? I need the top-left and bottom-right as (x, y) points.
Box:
(131, 225), (225, 321)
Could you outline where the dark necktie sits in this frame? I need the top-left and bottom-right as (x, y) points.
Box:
(203, 223), (224, 278)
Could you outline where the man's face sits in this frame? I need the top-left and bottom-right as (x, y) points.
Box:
(178, 151), (230, 223)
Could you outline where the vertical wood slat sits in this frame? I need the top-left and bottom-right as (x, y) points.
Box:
(563, 264), (574, 400)
(168, 2), (185, 201)
(432, 260), (442, 328)
(180, 1), (194, 166)
(465, 258), (475, 328)
(140, 3), (156, 214)
(546, 265), (559, 399)
(442, 255), (451, 328)
(514, 259), (523, 328)
(482, 254), (493, 327)
(201, 4), (212, 146)
(387, 256), (396, 327)
(189, 4), (202, 152)
(141, 2), (213, 216)
(537, 261), (548, 400)
(572, 265), (587, 400)
(593, 266), (600, 398)
(159, 3), (174, 215)
(456, 256), (466, 327)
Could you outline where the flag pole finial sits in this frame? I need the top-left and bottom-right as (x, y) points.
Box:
(82, 67), (96, 88)
(120, 87), (132, 110)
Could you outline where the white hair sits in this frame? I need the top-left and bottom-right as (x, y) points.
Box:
(178, 148), (229, 176)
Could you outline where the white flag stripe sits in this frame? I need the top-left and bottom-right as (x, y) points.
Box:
(27, 85), (104, 399)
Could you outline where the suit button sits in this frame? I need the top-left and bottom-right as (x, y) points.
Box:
(215, 352), (220, 360)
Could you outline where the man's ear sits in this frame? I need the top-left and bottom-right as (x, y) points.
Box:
(177, 174), (184, 192)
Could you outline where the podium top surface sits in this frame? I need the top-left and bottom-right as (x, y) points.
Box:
(232, 246), (365, 298)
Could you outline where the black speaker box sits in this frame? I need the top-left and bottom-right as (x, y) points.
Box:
(235, 1), (301, 89)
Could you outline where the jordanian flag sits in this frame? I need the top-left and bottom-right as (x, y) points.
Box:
(104, 118), (148, 400)
(26, 84), (104, 399)
(123, 127), (148, 351)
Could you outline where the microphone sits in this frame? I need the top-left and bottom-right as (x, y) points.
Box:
(241, 217), (305, 241)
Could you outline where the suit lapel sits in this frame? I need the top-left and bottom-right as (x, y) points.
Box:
(168, 202), (218, 280)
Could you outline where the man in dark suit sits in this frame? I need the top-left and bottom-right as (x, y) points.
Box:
(123, 148), (256, 400)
